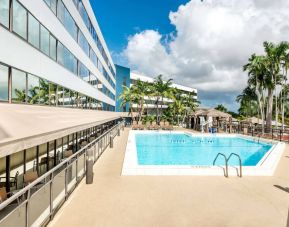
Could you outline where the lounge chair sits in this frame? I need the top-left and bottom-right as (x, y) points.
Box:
(164, 121), (173, 130)
(132, 121), (139, 130)
(138, 122), (145, 130)
(64, 150), (74, 158)
(146, 122), (152, 130)
(151, 122), (160, 130)
(159, 121), (166, 130)
(0, 171), (19, 190)
(23, 171), (38, 186)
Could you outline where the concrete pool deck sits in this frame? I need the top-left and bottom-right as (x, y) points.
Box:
(49, 128), (289, 227)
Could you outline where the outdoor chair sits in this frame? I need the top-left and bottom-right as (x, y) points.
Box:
(132, 121), (139, 130)
(146, 122), (152, 130)
(159, 121), (166, 130)
(164, 121), (173, 130)
(138, 122), (145, 130)
(63, 150), (74, 158)
(151, 122), (160, 130)
(23, 171), (38, 186)
(0, 171), (19, 190)
(80, 141), (88, 148)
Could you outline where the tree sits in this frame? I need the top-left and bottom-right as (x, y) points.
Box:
(152, 75), (174, 123)
(263, 41), (287, 131)
(215, 104), (228, 113)
(118, 85), (139, 120)
(133, 79), (151, 121)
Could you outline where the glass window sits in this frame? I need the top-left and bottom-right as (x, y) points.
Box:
(0, 64), (9, 101)
(79, 2), (90, 30)
(57, 42), (77, 74)
(57, 86), (64, 106)
(40, 25), (50, 56)
(13, 0), (27, 39)
(39, 79), (49, 105)
(57, 0), (77, 40)
(50, 35), (57, 60)
(27, 74), (39, 104)
(28, 14), (40, 48)
(49, 82), (57, 105)
(72, 0), (78, 8)
(78, 31), (89, 56)
(44, 0), (57, 14)
(0, 0), (9, 28)
(64, 88), (71, 107)
(78, 63), (89, 81)
(12, 68), (27, 103)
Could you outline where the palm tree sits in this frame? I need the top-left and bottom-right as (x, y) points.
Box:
(215, 104), (228, 113)
(152, 75), (174, 123)
(118, 85), (139, 120)
(236, 86), (258, 117)
(133, 79), (151, 121)
(243, 54), (267, 132)
(263, 41), (287, 131)
(280, 50), (289, 129)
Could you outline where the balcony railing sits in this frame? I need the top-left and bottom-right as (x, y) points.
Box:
(0, 120), (125, 227)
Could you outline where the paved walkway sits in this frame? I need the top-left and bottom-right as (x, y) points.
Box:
(49, 128), (289, 227)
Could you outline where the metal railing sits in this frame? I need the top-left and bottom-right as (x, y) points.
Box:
(0, 120), (125, 227)
(231, 123), (289, 143)
(213, 152), (243, 178)
(227, 153), (242, 177)
(213, 153), (228, 177)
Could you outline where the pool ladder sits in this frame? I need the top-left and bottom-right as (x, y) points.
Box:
(213, 153), (242, 178)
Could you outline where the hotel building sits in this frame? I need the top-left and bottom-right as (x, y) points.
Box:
(115, 65), (198, 115)
(0, 1), (123, 226)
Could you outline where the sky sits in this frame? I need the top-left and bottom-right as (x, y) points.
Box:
(91, 0), (289, 112)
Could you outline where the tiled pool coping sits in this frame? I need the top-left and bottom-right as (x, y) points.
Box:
(121, 130), (285, 176)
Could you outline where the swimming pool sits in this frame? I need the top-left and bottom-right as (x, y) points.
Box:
(122, 131), (285, 176)
(136, 133), (272, 166)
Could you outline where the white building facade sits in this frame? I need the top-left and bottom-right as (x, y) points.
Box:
(130, 72), (198, 114)
(0, 0), (116, 111)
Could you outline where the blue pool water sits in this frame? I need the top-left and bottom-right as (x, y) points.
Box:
(135, 133), (273, 166)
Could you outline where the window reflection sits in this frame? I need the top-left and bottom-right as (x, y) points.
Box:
(28, 14), (40, 48)
(0, 64), (9, 101)
(12, 69), (27, 103)
(27, 74), (39, 104)
(39, 79), (49, 105)
(49, 82), (57, 105)
(57, 86), (64, 106)
(13, 0), (27, 39)
(40, 25), (50, 56)
(0, 0), (9, 28)
(50, 35), (57, 61)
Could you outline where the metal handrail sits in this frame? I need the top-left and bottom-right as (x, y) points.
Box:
(0, 120), (124, 211)
(213, 153), (228, 177)
(227, 153), (242, 177)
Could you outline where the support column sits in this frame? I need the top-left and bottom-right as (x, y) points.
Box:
(5, 156), (11, 193)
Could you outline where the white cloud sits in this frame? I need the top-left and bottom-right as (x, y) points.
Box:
(123, 0), (289, 111)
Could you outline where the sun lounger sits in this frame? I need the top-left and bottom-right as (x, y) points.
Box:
(159, 121), (166, 130)
(132, 121), (139, 130)
(164, 121), (173, 130)
(151, 122), (160, 130)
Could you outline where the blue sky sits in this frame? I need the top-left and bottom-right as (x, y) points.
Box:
(90, 0), (189, 62)
(90, 0), (289, 112)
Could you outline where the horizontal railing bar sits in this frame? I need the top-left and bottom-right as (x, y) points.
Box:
(0, 120), (124, 211)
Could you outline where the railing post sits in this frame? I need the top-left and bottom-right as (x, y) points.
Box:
(110, 134), (113, 148)
(50, 173), (54, 219)
(65, 164), (68, 200)
(26, 189), (31, 227)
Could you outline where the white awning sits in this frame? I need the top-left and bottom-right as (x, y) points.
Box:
(0, 104), (122, 158)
